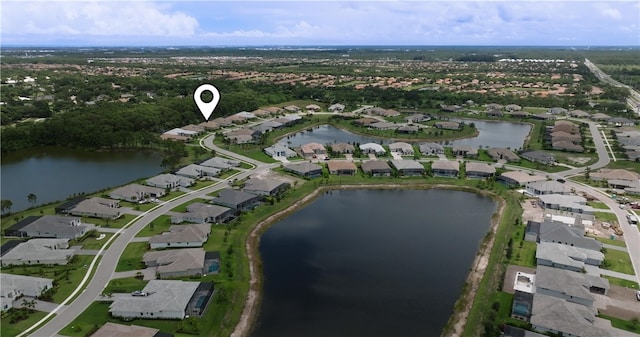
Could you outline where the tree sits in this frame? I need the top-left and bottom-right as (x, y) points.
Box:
(27, 193), (37, 208)
(193, 146), (207, 160)
(1, 199), (12, 214)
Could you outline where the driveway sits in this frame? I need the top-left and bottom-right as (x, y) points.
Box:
(12, 297), (65, 313)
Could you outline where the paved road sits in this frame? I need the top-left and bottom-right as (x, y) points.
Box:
(585, 58), (640, 116)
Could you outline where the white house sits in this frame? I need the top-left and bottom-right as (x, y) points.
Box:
(109, 280), (200, 319)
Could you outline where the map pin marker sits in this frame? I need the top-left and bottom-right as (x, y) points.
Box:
(194, 84), (220, 121)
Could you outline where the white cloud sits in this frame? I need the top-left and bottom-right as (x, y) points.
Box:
(2, 1), (199, 37)
(595, 3), (623, 20)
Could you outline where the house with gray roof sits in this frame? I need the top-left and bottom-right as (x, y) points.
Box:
(525, 180), (571, 196)
(283, 162), (323, 178)
(434, 121), (460, 130)
(264, 144), (297, 158)
(369, 121), (397, 131)
(607, 117), (635, 127)
(359, 143), (386, 155)
(547, 107), (567, 115)
(251, 121), (282, 134)
(431, 160), (459, 177)
(465, 162), (495, 178)
(397, 125), (420, 134)
(143, 248), (205, 279)
(535, 266), (609, 305)
(452, 145), (478, 158)
(552, 140), (584, 152)
(487, 148), (520, 162)
(243, 178), (290, 196)
(109, 280), (200, 319)
(520, 150), (555, 165)
(328, 103), (345, 112)
(146, 173), (194, 189)
(90, 322), (165, 337)
(175, 164), (220, 179)
(1, 274), (53, 311)
(1, 239), (74, 266)
(530, 293), (611, 337)
(388, 142), (414, 156)
(200, 157), (241, 170)
(405, 114), (429, 123)
(498, 171), (547, 187)
(4, 215), (88, 239)
(568, 109), (590, 118)
(330, 143), (355, 154)
(109, 184), (165, 203)
(538, 194), (594, 214)
(326, 161), (358, 175)
(419, 142), (444, 156)
(389, 160), (424, 176)
(67, 197), (121, 219)
(535, 221), (602, 251)
(536, 242), (604, 272)
(211, 189), (262, 210)
(171, 202), (236, 224)
(361, 160), (392, 176)
(149, 223), (211, 249)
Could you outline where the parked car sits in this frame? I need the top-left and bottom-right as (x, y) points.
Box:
(636, 291), (640, 301)
(131, 290), (148, 297)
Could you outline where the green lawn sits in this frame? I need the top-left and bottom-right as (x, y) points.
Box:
(103, 277), (149, 294)
(115, 242), (149, 272)
(587, 201), (610, 210)
(602, 275), (639, 289)
(87, 214), (137, 229)
(592, 236), (627, 247)
(218, 169), (240, 180)
(595, 211), (619, 223)
(159, 190), (186, 201)
(602, 249), (636, 275)
(135, 215), (173, 237)
(598, 314), (640, 334)
(510, 240), (537, 268)
(0, 310), (49, 337)
(76, 232), (114, 250)
(191, 180), (216, 190)
(117, 200), (158, 212)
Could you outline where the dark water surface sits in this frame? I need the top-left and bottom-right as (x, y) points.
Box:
(253, 189), (496, 337)
(1, 147), (163, 212)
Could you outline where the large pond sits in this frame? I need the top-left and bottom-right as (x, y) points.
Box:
(278, 120), (531, 150)
(253, 189), (496, 337)
(1, 147), (163, 212)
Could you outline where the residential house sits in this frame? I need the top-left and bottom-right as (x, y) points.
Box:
(361, 160), (392, 176)
(171, 202), (236, 224)
(283, 105), (301, 113)
(328, 103), (345, 112)
(148, 223), (211, 249)
(90, 323), (166, 337)
(405, 114), (429, 123)
(199, 157), (241, 170)
(109, 280), (201, 319)
(465, 162), (495, 178)
(161, 128), (198, 141)
(353, 117), (378, 126)
(251, 109), (273, 118)
(1, 239), (74, 266)
(486, 103), (503, 111)
(211, 189), (262, 210)
(327, 161), (358, 175)
(330, 143), (355, 154)
(498, 171), (547, 187)
(452, 145), (478, 158)
(533, 220), (602, 251)
(509, 111), (531, 118)
(243, 178), (290, 196)
(143, 248), (205, 279)
(434, 121), (460, 130)
(109, 184), (165, 202)
(264, 143), (298, 158)
(388, 142), (414, 156)
(431, 160), (459, 177)
(552, 140), (584, 152)
(4, 215), (87, 239)
(538, 194), (594, 215)
(233, 111), (257, 120)
(590, 112), (611, 121)
(520, 150), (555, 165)
(531, 113), (555, 121)
(535, 265), (609, 304)
(419, 142), (444, 156)
(568, 109), (590, 118)
(225, 129), (259, 144)
(525, 181), (571, 196)
(530, 293), (611, 337)
(607, 117), (635, 127)
(397, 125), (420, 134)
(369, 121), (397, 131)
(305, 104), (322, 112)
(536, 242), (604, 272)
(590, 168), (640, 182)
(175, 164), (220, 179)
(300, 142), (327, 159)
(1, 274), (53, 311)
(67, 197), (120, 219)
(181, 124), (206, 134)
(547, 107), (568, 115)
(440, 104), (462, 112)
(197, 120), (220, 131)
(505, 104), (522, 112)
(146, 173), (194, 189)
(390, 160), (425, 176)
(359, 143), (386, 155)
(283, 162), (323, 178)
(487, 148), (520, 162)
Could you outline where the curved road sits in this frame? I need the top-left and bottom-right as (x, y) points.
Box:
(24, 117), (640, 336)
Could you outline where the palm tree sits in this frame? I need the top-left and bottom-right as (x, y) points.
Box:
(27, 193), (37, 208)
(1, 199), (12, 214)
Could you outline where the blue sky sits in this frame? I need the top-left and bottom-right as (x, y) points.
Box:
(2, 1), (639, 46)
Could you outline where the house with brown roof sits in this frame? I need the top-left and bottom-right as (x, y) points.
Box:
(305, 104), (322, 112)
(361, 160), (392, 176)
(431, 160), (459, 177)
(390, 160), (425, 176)
(300, 142), (327, 159)
(434, 121), (460, 130)
(369, 121), (397, 130)
(283, 162), (323, 178)
(487, 148), (520, 162)
(353, 117), (378, 126)
(452, 145), (478, 158)
(498, 171), (547, 187)
(283, 105), (301, 112)
(465, 162), (496, 178)
(330, 143), (355, 154)
(327, 161), (358, 175)
(388, 142), (414, 156)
